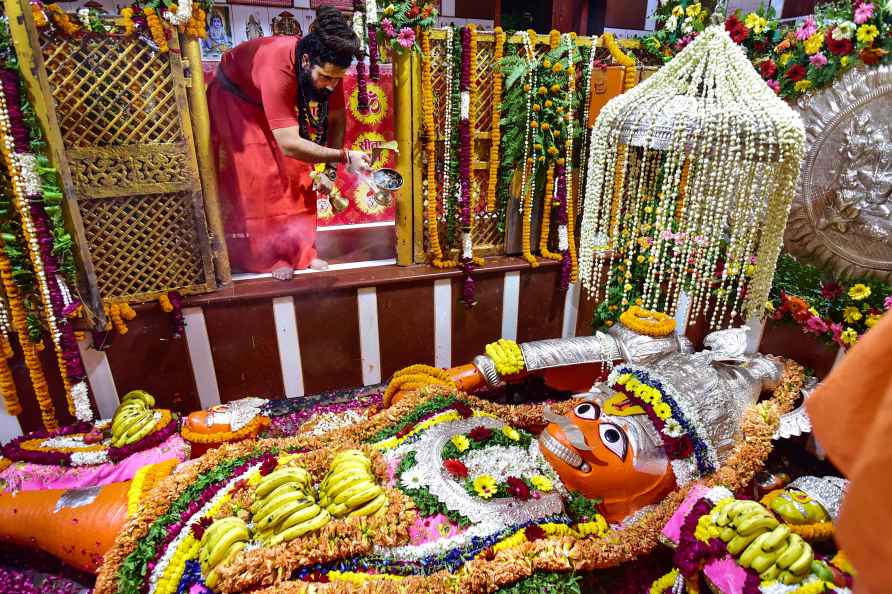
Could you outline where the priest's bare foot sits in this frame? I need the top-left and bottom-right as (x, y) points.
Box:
(272, 265), (294, 281)
(310, 258), (329, 271)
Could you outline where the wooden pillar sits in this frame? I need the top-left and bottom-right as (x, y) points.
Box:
(182, 36), (231, 287)
(552, 0), (587, 33)
(392, 49), (419, 266)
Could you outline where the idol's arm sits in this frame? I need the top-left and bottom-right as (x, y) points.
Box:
(272, 125), (343, 164)
(327, 107), (346, 151)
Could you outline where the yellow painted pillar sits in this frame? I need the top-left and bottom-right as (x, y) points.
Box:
(181, 35), (232, 286)
(392, 48), (418, 266)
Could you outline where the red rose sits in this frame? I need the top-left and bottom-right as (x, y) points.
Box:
(759, 59), (777, 79)
(825, 29), (853, 56)
(524, 525), (546, 541)
(452, 402), (473, 419)
(506, 476), (531, 501)
(468, 426), (492, 442)
(407, 4), (420, 18)
(443, 458), (469, 478)
(724, 15), (749, 44)
(785, 64), (806, 82)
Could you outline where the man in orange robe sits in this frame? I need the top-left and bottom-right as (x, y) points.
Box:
(207, 6), (371, 280)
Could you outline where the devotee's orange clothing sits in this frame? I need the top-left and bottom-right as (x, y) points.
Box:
(207, 36), (344, 272)
(808, 311), (892, 594)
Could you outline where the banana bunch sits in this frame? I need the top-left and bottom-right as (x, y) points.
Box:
(251, 466), (331, 546)
(714, 499), (814, 584)
(110, 390), (159, 447)
(318, 450), (387, 519)
(199, 517), (249, 589)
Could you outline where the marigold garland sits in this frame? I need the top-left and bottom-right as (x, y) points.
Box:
(143, 7), (169, 53)
(649, 568), (679, 593)
(180, 414), (269, 445)
(127, 458), (179, 517)
(0, 456), (10, 473)
(383, 363), (454, 406)
(539, 164), (561, 261)
(521, 160), (538, 267)
(45, 4), (79, 35)
(485, 27), (505, 213)
(602, 32), (637, 90)
(619, 306), (677, 337)
(789, 521), (836, 541)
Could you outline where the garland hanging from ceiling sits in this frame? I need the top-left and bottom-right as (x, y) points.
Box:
(579, 22), (806, 329)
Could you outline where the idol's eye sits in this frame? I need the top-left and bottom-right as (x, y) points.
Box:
(574, 402), (600, 421)
(599, 423), (628, 461)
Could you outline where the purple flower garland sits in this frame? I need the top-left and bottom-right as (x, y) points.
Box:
(2, 421), (93, 466)
(367, 23), (380, 80)
(168, 291), (185, 338)
(356, 58), (369, 114)
(457, 26), (477, 307)
(556, 164), (571, 291)
(0, 67), (89, 400)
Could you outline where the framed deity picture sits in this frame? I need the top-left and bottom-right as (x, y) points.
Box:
(231, 5), (270, 45)
(269, 8), (314, 37)
(201, 5), (234, 60)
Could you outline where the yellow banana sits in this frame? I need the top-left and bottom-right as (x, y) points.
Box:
(205, 569), (220, 589)
(326, 502), (348, 517)
(751, 550), (782, 574)
(736, 512), (778, 536)
(326, 473), (373, 500)
(121, 390), (155, 408)
(343, 484), (382, 510)
(333, 480), (377, 506)
(759, 565), (781, 582)
(788, 542), (814, 575)
(221, 541), (245, 567)
(270, 509), (331, 545)
(111, 409), (148, 439)
(250, 483), (302, 514)
(202, 518), (246, 559)
(779, 570), (807, 585)
(112, 412), (152, 446)
(119, 414), (158, 445)
(206, 525), (249, 568)
(719, 527), (736, 542)
(348, 492), (387, 517)
(278, 504), (323, 531)
(726, 531), (762, 556)
(259, 498), (316, 531)
(776, 535), (805, 569)
(253, 491), (310, 526)
(762, 524), (790, 552)
(739, 532), (774, 568)
(255, 469), (307, 499)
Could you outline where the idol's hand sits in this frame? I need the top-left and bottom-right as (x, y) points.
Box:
(345, 150), (372, 175)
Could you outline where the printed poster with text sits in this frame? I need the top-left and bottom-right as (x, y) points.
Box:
(318, 63), (396, 226)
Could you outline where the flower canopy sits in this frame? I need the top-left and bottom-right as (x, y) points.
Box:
(579, 24), (805, 328)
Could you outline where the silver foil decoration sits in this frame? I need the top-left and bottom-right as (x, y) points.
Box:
(54, 486), (102, 513)
(787, 475), (849, 522)
(774, 376), (818, 440)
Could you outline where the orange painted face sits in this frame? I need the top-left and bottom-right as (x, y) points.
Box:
(538, 400), (677, 522)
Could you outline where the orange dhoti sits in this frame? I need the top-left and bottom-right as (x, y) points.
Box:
(207, 73), (318, 273)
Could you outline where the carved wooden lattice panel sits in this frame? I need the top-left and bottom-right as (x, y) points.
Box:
(35, 26), (215, 303)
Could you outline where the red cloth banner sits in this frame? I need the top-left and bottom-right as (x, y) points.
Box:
(318, 63), (396, 226)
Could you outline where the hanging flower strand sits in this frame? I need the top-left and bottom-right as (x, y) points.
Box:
(485, 27), (505, 213)
(0, 65), (93, 422)
(457, 25), (483, 306)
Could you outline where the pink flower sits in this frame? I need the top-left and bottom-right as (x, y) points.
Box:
(660, 230), (675, 241)
(796, 16), (817, 40)
(397, 26), (416, 48)
(380, 18), (396, 37)
(830, 322), (845, 346)
(821, 281), (843, 300)
(809, 52), (828, 67)
(854, 2), (874, 24)
(805, 316), (829, 335)
(885, 295), (892, 310)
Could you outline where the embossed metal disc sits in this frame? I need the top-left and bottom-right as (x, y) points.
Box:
(785, 65), (892, 281)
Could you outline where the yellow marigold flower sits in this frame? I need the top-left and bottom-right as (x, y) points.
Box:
(745, 264), (756, 276)
(841, 56), (850, 66)
(502, 426), (520, 441)
(779, 52), (793, 65)
(843, 306), (863, 323)
(531, 475), (553, 492)
(803, 32), (823, 55)
(637, 255), (645, 264)
(794, 79), (813, 92)
(840, 328), (858, 346)
(543, 59), (552, 68)
(532, 103), (541, 112)
(544, 100), (553, 108)
(672, 5), (684, 17)
(473, 475), (498, 499)
(552, 62), (563, 73)
(686, 3), (702, 17)
(653, 402), (673, 420)
(550, 83), (561, 93)
(764, 300), (775, 312)
(857, 24), (879, 44)
(866, 314), (881, 329)
(848, 283), (871, 301)
(745, 13), (768, 34)
(383, 4), (396, 16)
(451, 435), (470, 452)
(624, 283), (633, 291)
(617, 373), (632, 385)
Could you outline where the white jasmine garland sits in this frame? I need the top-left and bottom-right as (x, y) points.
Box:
(365, 0), (379, 24)
(462, 444), (549, 483)
(461, 231), (472, 259)
(353, 12), (368, 53)
(459, 91), (470, 121)
(163, 0), (192, 26)
(558, 225), (569, 252)
(77, 8), (90, 27)
(71, 450), (110, 466)
(308, 409), (366, 436)
(72, 381), (93, 422)
(704, 486), (733, 503)
(373, 516), (507, 561)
